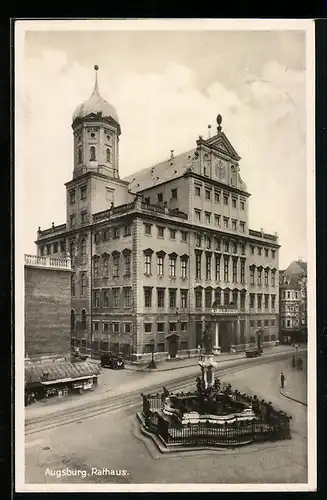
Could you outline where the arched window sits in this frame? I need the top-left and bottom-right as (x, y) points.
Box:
(81, 309), (87, 330)
(106, 148), (111, 163)
(203, 154), (209, 176)
(70, 310), (76, 332)
(78, 147), (83, 164)
(90, 146), (96, 161)
(80, 238), (87, 266)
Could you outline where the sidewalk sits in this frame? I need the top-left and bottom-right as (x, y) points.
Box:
(89, 345), (304, 372)
(280, 354), (307, 405)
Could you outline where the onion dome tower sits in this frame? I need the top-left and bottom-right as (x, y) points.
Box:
(71, 65), (121, 179)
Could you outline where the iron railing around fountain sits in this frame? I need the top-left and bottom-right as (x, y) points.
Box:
(141, 389), (292, 446)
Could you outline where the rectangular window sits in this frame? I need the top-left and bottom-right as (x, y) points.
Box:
(103, 322), (109, 333)
(80, 185), (87, 200)
(144, 254), (152, 275)
(112, 288), (120, 308)
(124, 253), (131, 275)
(232, 243), (237, 254)
(195, 186), (201, 196)
(195, 290), (202, 308)
(94, 232), (100, 244)
(241, 243), (246, 255)
(257, 294), (262, 311)
(224, 290), (230, 306)
(181, 290), (188, 308)
(103, 256), (109, 277)
(250, 268), (255, 285)
(181, 231), (188, 242)
(169, 257), (176, 277)
(93, 258), (100, 278)
(53, 242), (58, 253)
(215, 237), (221, 251)
(271, 319), (276, 327)
(240, 222), (245, 232)
(93, 321), (99, 332)
(181, 322), (188, 332)
(70, 214), (76, 227)
(157, 289), (165, 308)
(224, 240), (229, 253)
(157, 226), (164, 238)
(240, 292), (245, 309)
(157, 255), (164, 276)
(271, 295), (276, 310)
(144, 197), (150, 205)
(205, 189), (211, 200)
(195, 253), (202, 279)
(214, 214), (220, 227)
(113, 254), (120, 277)
(224, 257), (229, 282)
(232, 199), (237, 208)
(205, 212), (211, 224)
(232, 220), (237, 230)
(157, 192), (163, 203)
(257, 247), (262, 256)
(257, 269), (262, 286)
(144, 224), (152, 235)
(169, 229), (176, 239)
(232, 290), (238, 305)
(250, 320), (255, 327)
(124, 225), (131, 236)
(81, 272), (87, 296)
(265, 248), (269, 257)
(271, 249), (276, 258)
(157, 323), (164, 333)
(223, 217), (229, 229)
(112, 322), (120, 334)
(144, 323), (152, 333)
(232, 259), (237, 282)
(206, 254), (212, 280)
(195, 234), (202, 247)
(171, 188), (177, 199)
(250, 293), (255, 309)
(103, 228), (110, 241)
(194, 210), (201, 222)
(264, 294), (269, 310)
(124, 323), (131, 334)
(206, 236), (212, 250)
(215, 254), (220, 281)
(144, 288), (152, 307)
(241, 201), (245, 210)
(271, 271), (276, 287)
(205, 289), (212, 309)
(214, 288), (221, 305)
(181, 259), (188, 278)
(123, 288), (132, 308)
(71, 274), (75, 296)
(223, 195), (229, 205)
(103, 289), (109, 308)
(251, 246), (255, 255)
(257, 320), (262, 327)
(240, 260), (245, 284)
(169, 289), (177, 308)
(169, 322), (177, 332)
(264, 269), (269, 286)
(69, 190), (75, 204)
(113, 228), (120, 239)
(214, 191), (220, 203)
(81, 211), (88, 224)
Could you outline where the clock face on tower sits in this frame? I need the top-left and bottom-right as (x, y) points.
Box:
(215, 158), (227, 182)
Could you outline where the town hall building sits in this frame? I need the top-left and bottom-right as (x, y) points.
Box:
(35, 65), (280, 361)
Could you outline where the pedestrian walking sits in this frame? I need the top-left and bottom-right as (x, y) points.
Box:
(292, 356), (296, 368)
(280, 372), (285, 389)
(299, 357), (303, 371)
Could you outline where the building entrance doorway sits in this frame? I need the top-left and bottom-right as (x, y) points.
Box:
(166, 333), (179, 358)
(219, 322), (231, 353)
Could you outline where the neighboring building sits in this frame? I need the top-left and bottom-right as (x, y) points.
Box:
(279, 260), (307, 343)
(34, 66), (280, 361)
(24, 254), (72, 359)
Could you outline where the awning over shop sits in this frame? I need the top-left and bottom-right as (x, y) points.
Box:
(25, 360), (101, 387)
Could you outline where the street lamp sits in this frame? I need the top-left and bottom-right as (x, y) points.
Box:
(148, 338), (157, 369)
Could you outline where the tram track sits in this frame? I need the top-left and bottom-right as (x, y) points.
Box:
(25, 351), (302, 436)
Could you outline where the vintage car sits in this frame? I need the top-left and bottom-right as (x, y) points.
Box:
(100, 353), (125, 370)
(245, 348), (263, 358)
(71, 347), (88, 361)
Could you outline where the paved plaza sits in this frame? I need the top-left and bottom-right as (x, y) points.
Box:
(25, 355), (308, 485)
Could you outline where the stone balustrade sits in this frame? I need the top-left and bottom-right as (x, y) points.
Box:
(24, 254), (71, 270)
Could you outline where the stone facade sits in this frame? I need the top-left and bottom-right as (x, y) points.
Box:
(34, 67), (280, 360)
(24, 255), (71, 359)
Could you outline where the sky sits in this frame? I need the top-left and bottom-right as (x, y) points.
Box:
(17, 22), (312, 269)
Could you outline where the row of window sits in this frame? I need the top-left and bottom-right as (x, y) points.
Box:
(194, 210), (246, 232)
(194, 185), (245, 209)
(92, 287), (132, 308)
(143, 251), (188, 278)
(280, 304), (300, 313)
(281, 290), (300, 300)
(143, 188), (178, 206)
(249, 319), (276, 327)
(40, 241), (65, 255)
(281, 318), (300, 328)
(249, 293), (277, 310)
(250, 267), (277, 287)
(144, 223), (187, 241)
(76, 146), (112, 165)
(92, 252), (131, 277)
(193, 288), (246, 309)
(250, 246), (276, 258)
(194, 234), (246, 254)
(195, 253), (245, 283)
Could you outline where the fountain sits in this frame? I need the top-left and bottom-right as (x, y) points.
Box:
(136, 330), (292, 450)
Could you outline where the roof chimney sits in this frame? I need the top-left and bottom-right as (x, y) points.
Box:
(208, 124), (212, 139)
(170, 150), (174, 159)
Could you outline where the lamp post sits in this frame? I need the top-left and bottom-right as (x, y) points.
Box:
(148, 338), (157, 369)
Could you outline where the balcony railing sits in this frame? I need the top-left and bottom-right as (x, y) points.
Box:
(249, 229), (278, 242)
(38, 223), (67, 238)
(93, 200), (188, 223)
(24, 254), (71, 270)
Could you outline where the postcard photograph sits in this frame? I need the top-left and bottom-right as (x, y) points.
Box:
(15, 18), (316, 493)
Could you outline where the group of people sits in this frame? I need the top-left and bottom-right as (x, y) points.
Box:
(292, 355), (304, 370)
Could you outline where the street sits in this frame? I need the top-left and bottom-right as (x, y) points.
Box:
(25, 351), (308, 485)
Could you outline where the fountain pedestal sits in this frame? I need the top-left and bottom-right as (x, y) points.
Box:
(198, 354), (218, 389)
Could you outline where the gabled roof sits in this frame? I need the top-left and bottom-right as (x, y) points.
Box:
(205, 131), (241, 161)
(124, 149), (196, 192)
